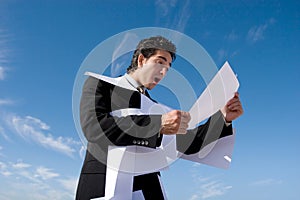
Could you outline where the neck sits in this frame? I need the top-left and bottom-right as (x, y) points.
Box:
(128, 71), (141, 85)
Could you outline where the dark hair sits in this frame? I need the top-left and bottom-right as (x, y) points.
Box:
(127, 36), (176, 73)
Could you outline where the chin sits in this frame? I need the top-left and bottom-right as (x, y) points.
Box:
(145, 83), (156, 90)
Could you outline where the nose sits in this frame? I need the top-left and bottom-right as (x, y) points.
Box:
(160, 67), (168, 76)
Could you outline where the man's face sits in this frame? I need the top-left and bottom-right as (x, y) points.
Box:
(137, 50), (172, 90)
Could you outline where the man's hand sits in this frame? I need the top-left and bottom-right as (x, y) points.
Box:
(160, 110), (191, 135)
(221, 92), (244, 122)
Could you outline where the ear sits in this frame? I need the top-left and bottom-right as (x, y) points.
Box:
(137, 54), (145, 68)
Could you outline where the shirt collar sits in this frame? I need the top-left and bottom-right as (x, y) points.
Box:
(124, 73), (142, 89)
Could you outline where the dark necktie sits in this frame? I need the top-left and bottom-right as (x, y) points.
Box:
(136, 86), (145, 95)
(137, 86), (156, 102)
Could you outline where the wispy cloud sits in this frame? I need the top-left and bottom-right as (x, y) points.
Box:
(12, 161), (31, 169)
(35, 166), (60, 180)
(155, 0), (191, 33)
(217, 48), (240, 62)
(79, 145), (86, 159)
(247, 18), (276, 43)
(218, 49), (227, 62)
(217, 30), (241, 62)
(172, 0), (191, 33)
(198, 180), (232, 199)
(0, 99), (14, 106)
(5, 114), (81, 157)
(0, 66), (5, 80)
(0, 181), (74, 200)
(0, 28), (11, 80)
(250, 178), (282, 186)
(189, 180), (232, 200)
(0, 161), (12, 176)
(0, 125), (10, 141)
(0, 159), (76, 200)
(111, 33), (139, 76)
(189, 165), (231, 199)
(155, 0), (177, 17)
(225, 30), (239, 41)
(58, 177), (79, 195)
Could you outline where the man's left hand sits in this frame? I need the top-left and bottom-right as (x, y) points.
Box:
(222, 92), (244, 122)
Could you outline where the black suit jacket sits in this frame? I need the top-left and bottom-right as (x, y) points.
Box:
(76, 76), (233, 200)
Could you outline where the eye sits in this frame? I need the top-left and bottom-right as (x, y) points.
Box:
(156, 60), (163, 64)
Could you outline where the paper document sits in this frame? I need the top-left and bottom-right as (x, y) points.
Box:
(188, 61), (239, 128)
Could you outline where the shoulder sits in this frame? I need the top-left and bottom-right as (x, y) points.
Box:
(83, 76), (115, 92)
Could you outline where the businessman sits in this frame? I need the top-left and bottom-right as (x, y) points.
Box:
(76, 36), (243, 200)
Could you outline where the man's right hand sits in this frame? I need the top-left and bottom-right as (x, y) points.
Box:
(160, 110), (191, 135)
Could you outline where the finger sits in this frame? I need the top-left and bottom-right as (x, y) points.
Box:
(227, 97), (241, 107)
(181, 111), (190, 120)
(226, 98), (237, 106)
(179, 123), (189, 130)
(229, 105), (243, 112)
(177, 129), (187, 134)
(228, 101), (242, 109)
(179, 113), (191, 125)
(180, 117), (190, 124)
(168, 128), (179, 134)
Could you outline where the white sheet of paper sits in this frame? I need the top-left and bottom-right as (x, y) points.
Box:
(110, 95), (172, 117)
(105, 145), (170, 200)
(179, 129), (236, 169)
(188, 61), (239, 129)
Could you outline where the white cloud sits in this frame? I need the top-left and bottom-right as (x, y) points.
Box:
(12, 161), (31, 169)
(58, 177), (79, 194)
(189, 194), (199, 200)
(4, 160), (59, 183)
(218, 49), (227, 62)
(247, 18), (276, 43)
(217, 30), (241, 62)
(155, 0), (190, 34)
(0, 180), (74, 200)
(13, 165), (40, 183)
(79, 145), (86, 159)
(199, 181), (232, 199)
(35, 166), (59, 180)
(25, 116), (50, 130)
(155, 0), (177, 17)
(225, 30), (238, 41)
(111, 33), (139, 76)
(0, 28), (11, 80)
(250, 178), (282, 186)
(5, 114), (81, 157)
(0, 159), (76, 199)
(189, 167), (232, 200)
(1, 170), (12, 176)
(0, 66), (5, 80)
(0, 125), (10, 141)
(0, 161), (12, 176)
(0, 98), (13, 106)
(217, 48), (240, 62)
(174, 0), (191, 32)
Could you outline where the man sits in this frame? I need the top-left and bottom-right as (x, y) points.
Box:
(76, 36), (243, 200)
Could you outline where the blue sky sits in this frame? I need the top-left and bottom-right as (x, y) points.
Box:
(0, 0), (299, 199)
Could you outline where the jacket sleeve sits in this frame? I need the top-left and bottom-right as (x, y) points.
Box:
(176, 111), (233, 154)
(80, 77), (162, 148)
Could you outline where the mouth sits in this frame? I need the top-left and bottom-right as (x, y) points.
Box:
(154, 77), (161, 83)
